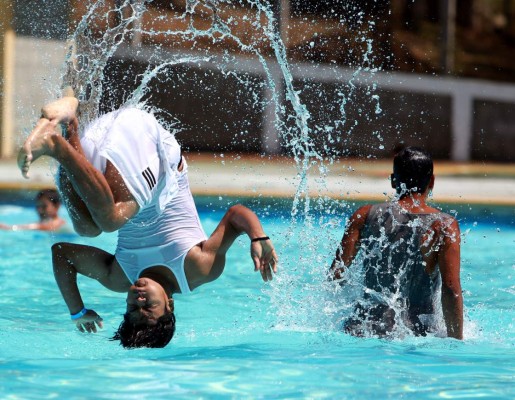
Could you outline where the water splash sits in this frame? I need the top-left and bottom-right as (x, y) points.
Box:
(62, 0), (146, 126)
(61, 0), (383, 202)
(57, 0), (389, 335)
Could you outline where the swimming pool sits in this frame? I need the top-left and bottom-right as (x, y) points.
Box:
(0, 198), (513, 398)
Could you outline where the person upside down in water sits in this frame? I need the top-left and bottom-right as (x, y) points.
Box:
(18, 94), (278, 348)
(330, 146), (463, 339)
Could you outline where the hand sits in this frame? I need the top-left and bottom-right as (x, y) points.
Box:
(73, 309), (104, 333)
(329, 262), (345, 282)
(251, 239), (278, 282)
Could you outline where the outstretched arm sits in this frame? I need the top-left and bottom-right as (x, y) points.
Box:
(186, 204), (278, 288)
(329, 205), (371, 281)
(0, 219), (65, 232)
(439, 218), (463, 339)
(213, 204), (278, 281)
(52, 242), (130, 333)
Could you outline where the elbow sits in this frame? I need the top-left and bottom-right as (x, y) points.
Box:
(227, 204), (245, 217)
(226, 204), (247, 227)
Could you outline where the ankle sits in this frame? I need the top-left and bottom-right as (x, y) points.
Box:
(62, 117), (78, 135)
(48, 132), (67, 156)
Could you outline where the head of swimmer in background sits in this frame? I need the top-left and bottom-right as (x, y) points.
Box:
(35, 189), (61, 221)
(391, 146), (434, 198)
(112, 277), (176, 348)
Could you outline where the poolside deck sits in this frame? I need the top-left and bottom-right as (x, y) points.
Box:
(0, 154), (514, 207)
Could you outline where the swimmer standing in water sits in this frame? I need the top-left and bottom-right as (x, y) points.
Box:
(330, 147), (463, 339)
(17, 94), (278, 348)
(0, 188), (68, 232)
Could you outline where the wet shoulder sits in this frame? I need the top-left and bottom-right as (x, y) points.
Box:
(350, 204), (373, 226)
(425, 210), (459, 242)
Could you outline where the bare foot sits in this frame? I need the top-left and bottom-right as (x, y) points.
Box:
(17, 118), (60, 179)
(41, 96), (79, 124)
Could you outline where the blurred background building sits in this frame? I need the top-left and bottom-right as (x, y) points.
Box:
(1, 0), (515, 162)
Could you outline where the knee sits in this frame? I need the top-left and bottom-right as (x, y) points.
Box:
(52, 242), (72, 258)
(51, 242), (63, 254)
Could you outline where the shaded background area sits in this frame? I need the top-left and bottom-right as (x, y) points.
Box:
(288, 0), (515, 82)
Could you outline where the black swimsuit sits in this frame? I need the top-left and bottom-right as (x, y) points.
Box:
(345, 202), (453, 337)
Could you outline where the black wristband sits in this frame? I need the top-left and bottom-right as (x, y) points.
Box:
(251, 236), (270, 242)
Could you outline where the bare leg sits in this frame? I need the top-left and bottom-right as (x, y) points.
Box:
(17, 122), (114, 222)
(17, 118), (60, 179)
(58, 166), (101, 237)
(41, 114), (101, 236)
(18, 100), (139, 233)
(18, 96), (79, 179)
(54, 114), (102, 234)
(56, 116), (139, 232)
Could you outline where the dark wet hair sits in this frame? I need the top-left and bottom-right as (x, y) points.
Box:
(392, 146), (433, 196)
(36, 189), (61, 205)
(111, 312), (176, 348)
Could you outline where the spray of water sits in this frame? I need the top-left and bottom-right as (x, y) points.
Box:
(57, 0), (391, 336)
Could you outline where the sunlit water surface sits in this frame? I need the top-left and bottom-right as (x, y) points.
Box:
(0, 200), (513, 399)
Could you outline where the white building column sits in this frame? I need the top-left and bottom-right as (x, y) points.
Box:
(451, 91), (474, 161)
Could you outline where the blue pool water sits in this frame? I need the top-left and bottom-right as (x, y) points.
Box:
(0, 199), (513, 399)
